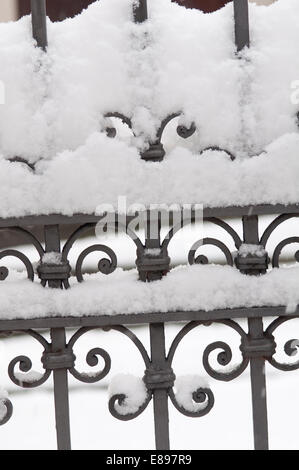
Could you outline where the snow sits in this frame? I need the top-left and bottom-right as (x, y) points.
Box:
(14, 371), (44, 385)
(108, 374), (148, 415)
(174, 375), (210, 413)
(41, 252), (63, 265)
(286, 301), (298, 314)
(2, 133), (299, 217)
(144, 248), (161, 256)
(0, 263), (299, 320)
(238, 243), (267, 258)
(0, 0), (298, 216)
(0, 388), (8, 399)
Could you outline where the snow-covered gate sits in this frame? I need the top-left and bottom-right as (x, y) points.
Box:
(0, 0), (298, 450)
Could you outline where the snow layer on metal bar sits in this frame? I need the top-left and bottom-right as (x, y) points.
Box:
(0, 133), (299, 217)
(0, 264), (299, 319)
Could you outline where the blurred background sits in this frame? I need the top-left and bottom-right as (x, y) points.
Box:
(0, 0), (277, 23)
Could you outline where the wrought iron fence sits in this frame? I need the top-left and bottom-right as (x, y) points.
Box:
(0, 0), (299, 450)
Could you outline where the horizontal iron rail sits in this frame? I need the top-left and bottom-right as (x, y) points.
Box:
(0, 307), (296, 332)
(0, 204), (299, 228)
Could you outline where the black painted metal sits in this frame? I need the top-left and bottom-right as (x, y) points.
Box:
(105, 111), (196, 162)
(42, 224), (64, 288)
(42, 225), (72, 449)
(133, 0), (148, 23)
(8, 156), (36, 170)
(149, 323), (170, 450)
(240, 215), (270, 450)
(140, 114), (196, 162)
(0, 398), (13, 426)
(233, 0), (250, 51)
(235, 215), (269, 275)
(50, 328), (72, 450)
(1, 204), (299, 229)
(0, 306), (296, 332)
(247, 318), (269, 450)
(31, 0), (48, 50)
(136, 211), (170, 281)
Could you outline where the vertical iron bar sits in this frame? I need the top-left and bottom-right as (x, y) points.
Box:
(145, 211), (170, 447)
(31, 0), (48, 51)
(248, 317), (269, 450)
(233, 0), (250, 51)
(242, 216), (269, 449)
(44, 224), (60, 253)
(149, 323), (170, 450)
(242, 215), (259, 245)
(44, 224), (62, 289)
(133, 0), (148, 23)
(50, 328), (72, 450)
(44, 225), (71, 448)
(145, 209), (161, 250)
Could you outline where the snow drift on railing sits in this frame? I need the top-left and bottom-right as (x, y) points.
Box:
(174, 375), (211, 413)
(0, 0), (298, 214)
(108, 374), (148, 415)
(1, 264), (299, 319)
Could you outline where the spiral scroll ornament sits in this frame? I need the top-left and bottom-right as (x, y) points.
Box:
(0, 227), (44, 283)
(104, 111), (196, 162)
(260, 214), (299, 268)
(0, 250), (35, 281)
(188, 238), (234, 266)
(75, 244), (117, 282)
(200, 146), (236, 161)
(168, 320), (249, 386)
(67, 328), (112, 383)
(62, 221), (143, 286)
(108, 391), (152, 421)
(169, 385), (214, 418)
(265, 318), (299, 371)
(162, 216), (241, 267)
(104, 112), (133, 138)
(8, 330), (51, 388)
(272, 237), (299, 268)
(166, 322), (215, 416)
(0, 398), (13, 425)
(203, 340), (249, 382)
